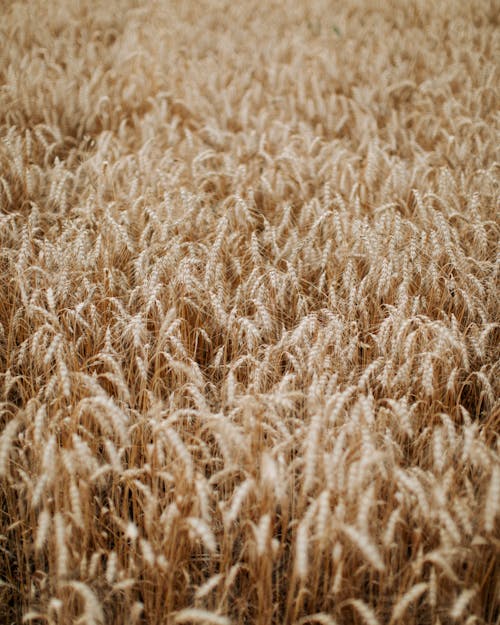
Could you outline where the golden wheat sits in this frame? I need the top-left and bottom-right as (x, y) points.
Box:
(1, 0), (499, 624)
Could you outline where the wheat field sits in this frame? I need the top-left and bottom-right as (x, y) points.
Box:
(1, 0), (499, 623)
